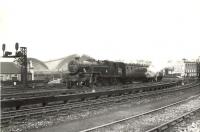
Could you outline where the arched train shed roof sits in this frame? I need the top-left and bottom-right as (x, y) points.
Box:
(28, 58), (49, 71)
(45, 54), (94, 72)
(45, 54), (79, 71)
(27, 55), (94, 73)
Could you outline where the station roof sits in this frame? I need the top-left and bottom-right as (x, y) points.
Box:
(44, 54), (79, 71)
(28, 58), (49, 72)
(45, 54), (94, 72)
(0, 62), (20, 74)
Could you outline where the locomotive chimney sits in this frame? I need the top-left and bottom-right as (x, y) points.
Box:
(75, 57), (80, 60)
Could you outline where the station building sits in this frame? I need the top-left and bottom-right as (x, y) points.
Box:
(165, 59), (198, 78)
(184, 61), (197, 77)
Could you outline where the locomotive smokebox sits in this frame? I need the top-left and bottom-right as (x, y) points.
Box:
(68, 60), (80, 74)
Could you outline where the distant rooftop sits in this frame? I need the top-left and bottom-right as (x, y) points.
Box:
(0, 62), (20, 74)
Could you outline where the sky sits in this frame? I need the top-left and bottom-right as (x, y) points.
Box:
(0, 0), (200, 69)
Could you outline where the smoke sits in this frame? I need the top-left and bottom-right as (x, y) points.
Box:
(145, 60), (168, 77)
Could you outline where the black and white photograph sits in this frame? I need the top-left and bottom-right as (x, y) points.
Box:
(1, 0), (200, 131)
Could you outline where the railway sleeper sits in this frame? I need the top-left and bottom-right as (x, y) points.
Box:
(95, 96), (100, 99)
(3, 112), (16, 117)
(183, 114), (190, 119)
(189, 112), (195, 116)
(114, 93), (123, 96)
(154, 87), (160, 90)
(58, 112), (70, 116)
(16, 105), (21, 110)
(92, 101), (106, 106)
(124, 91), (131, 95)
(79, 104), (91, 108)
(0, 121), (10, 128)
(59, 106), (71, 111)
(114, 99), (126, 103)
(177, 117), (184, 122)
(88, 106), (103, 111)
(163, 86), (168, 89)
(30, 112), (44, 119)
(68, 98), (82, 103)
(107, 94), (112, 97)
(81, 98), (86, 101)
(143, 88), (149, 92)
(48, 101), (63, 105)
(68, 105), (82, 109)
(63, 100), (68, 104)
(70, 105), (82, 110)
(42, 102), (47, 107)
(159, 125), (169, 131)
(13, 115), (27, 122)
(89, 97), (104, 102)
(157, 87), (162, 90)
(99, 95), (109, 98)
(170, 121), (177, 126)
(158, 86), (163, 89)
(20, 104), (43, 110)
(114, 98), (125, 102)
(1, 117), (11, 124)
(59, 109), (71, 114)
(93, 100), (107, 103)
(69, 109), (83, 114)
(45, 110), (58, 116)
(85, 96), (96, 100)
(134, 90), (140, 93)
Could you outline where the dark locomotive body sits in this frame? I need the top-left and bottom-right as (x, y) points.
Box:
(63, 58), (163, 88)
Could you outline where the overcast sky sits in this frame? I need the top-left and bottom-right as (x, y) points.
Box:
(0, 0), (200, 67)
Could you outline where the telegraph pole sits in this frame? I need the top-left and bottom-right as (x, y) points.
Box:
(2, 43), (28, 87)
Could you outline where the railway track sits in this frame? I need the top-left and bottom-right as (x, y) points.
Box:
(1, 81), (172, 100)
(79, 87), (200, 132)
(1, 89), (77, 100)
(146, 107), (200, 132)
(1, 82), (198, 127)
(1, 85), (67, 94)
(1, 82), (180, 109)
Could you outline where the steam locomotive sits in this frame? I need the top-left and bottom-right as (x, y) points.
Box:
(63, 57), (163, 88)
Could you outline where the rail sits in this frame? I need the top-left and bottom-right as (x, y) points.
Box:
(146, 107), (200, 132)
